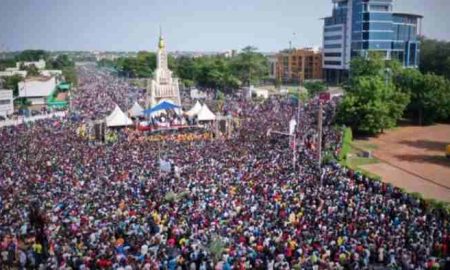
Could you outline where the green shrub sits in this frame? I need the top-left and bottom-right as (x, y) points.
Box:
(176, 191), (190, 200)
(164, 192), (176, 203)
(410, 192), (423, 200)
(322, 151), (336, 164)
(209, 237), (225, 262)
(216, 91), (225, 100)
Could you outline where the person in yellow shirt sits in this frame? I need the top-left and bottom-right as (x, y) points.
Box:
(179, 237), (187, 247)
(337, 236), (344, 246)
(32, 242), (42, 254)
(151, 211), (161, 224)
(32, 242), (43, 265)
(288, 239), (297, 250)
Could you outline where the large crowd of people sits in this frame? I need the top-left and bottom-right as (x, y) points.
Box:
(0, 66), (449, 269)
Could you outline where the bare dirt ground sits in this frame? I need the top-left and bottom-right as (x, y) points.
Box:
(360, 124), (450, 202)
(56, 92), (68, 101)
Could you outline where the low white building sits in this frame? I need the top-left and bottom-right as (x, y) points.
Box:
(0, 89), (14, 116)
(40, 70), (63, 77)
(16, 59), (46, 69)
(0, 70), (27, 77)
(243, 86), (270, 100)
(253, 88), (269, 99)
(190, 88), (207, 99)
(18, 76), (56, 105)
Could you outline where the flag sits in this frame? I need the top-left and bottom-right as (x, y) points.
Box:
(289, 119), (297, 135)
(290, 137), (296, 150)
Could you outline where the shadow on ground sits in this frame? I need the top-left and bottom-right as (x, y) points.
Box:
(399, 140), (449, 152)
(394, 154), (450, 168)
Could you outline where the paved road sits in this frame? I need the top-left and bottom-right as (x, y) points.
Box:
(362, 163), (450, 202)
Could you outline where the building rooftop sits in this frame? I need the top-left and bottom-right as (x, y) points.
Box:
(279, 48), (322, 54)
(393, 12), (423, 19)
(24, 76), (53, 82)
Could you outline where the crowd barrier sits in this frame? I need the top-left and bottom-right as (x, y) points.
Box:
(144, 132), (212, 142)
(0, 111), (67, 128)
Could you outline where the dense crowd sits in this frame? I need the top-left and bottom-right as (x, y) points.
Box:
(0, 66), (449, 270)
(71, 65), (145, 120)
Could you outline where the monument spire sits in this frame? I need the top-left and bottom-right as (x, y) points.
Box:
(149, 30), (181, 107)
(158, 25), (165, 50)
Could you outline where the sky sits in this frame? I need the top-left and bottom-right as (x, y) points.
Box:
(0, 0), (449, 52)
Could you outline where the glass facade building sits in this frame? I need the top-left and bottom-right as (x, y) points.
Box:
(322, 0), (422, 83)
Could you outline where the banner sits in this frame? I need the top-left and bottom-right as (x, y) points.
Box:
(159, 159), (171, 173)
(147, 132), (212, 142)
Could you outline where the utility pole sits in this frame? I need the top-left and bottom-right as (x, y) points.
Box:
(297, 87), (302, 175)
(317, 101), (323, 169)
(289, 32), (296, 51)
(215, 114), (220, 139)
(292, 132), (296, 170)
(158, 141), (161, 177)
(290, 90), (303, 171)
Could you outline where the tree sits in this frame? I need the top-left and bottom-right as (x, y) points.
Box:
(21, 64), (40, 76)
(15, 50), (48, 61)
(113, 52), (156, 78)
(420, 37), (450, 80)
(97, 58), (115, 68)
(394, 68), (450, 125)
(190, 56), (240, 92)
(48, 54), (74, 69)
(174, 56), (196, 83)
(15, 98), (31, 110)
(0, 59), (16, 71)
(46, 54), (78, 85)
(419, 74), (450, 123)
(231, 46), (268, 86)
(62, 67), (78, 86)
(337, 56), (410, 135)
(349, 54), (385, 79)
(216, 90), (225, 100)
(108, 45), (266, 93)
(304, 81), (327, 98)
(3, 74), (23, 96)
(274, 78), (282, 89)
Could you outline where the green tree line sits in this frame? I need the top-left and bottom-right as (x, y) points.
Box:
(98, 46), (268, 92)
(337, 54), (450, 135)
(420, 37), (450, 80)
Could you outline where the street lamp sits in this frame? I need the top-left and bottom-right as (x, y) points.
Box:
(384, 68), (392, 86)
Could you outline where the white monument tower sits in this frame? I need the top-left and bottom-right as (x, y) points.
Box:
(147, 30), (181, 108)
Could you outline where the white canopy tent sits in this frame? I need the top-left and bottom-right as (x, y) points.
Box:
(185, 101), (202, 117)
(197, 104), (216, 121)
(106, 105), (133, 127)
(128, 102), (144, 117)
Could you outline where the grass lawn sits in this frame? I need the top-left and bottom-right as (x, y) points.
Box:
(351, 139), (378, 150)
(338, 128), (381, 179)
(342, 141), (381, 179)
(346, 156), (379, 168)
